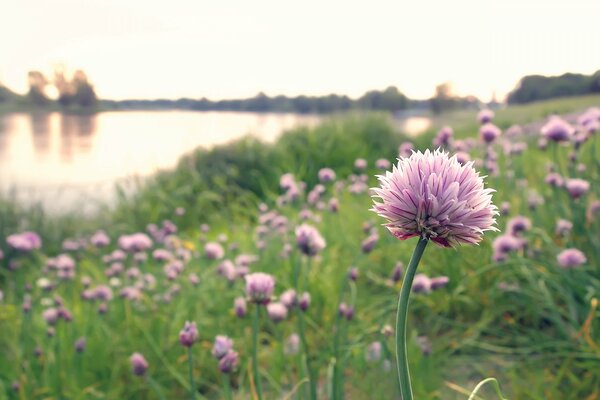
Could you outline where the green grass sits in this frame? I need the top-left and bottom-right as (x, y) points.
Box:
(0, 96), (599, 399)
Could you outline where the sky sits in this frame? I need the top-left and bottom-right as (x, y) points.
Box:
(2, 0), (600, 102)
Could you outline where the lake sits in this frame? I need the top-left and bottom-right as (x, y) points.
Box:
(0, 111), (430, 213)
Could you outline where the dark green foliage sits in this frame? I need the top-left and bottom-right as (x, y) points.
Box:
(507, 70), (600, 104)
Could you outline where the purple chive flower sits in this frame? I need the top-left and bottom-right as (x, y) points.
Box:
(354, 158), (367, 170)
(376, 158), (391, 170)
(541, 116), (574, 142)
(492, 234), (525, 262)
(6, 231), (42, 252)
(545, 172), (564, 187)
(234, 297), (247, 317)
(391, 262), (403, 283)
(348, 267), (359, 281)
(179, 321), (199, 347)
(245, 273), (275, 304)
(204, 242), (225, 260)
(555, 219), (573, 236)
(365, 342), (382, 363)
(212, 335), (234, 359)
(455, 151), (470, 166)
(90, 230), (110, 247)
(295, 224), (326, 256)
(412, 274), (431, 293)
(565, 179), (590, 199)
(557, 248), (587, 268)
(480, 123), (501, 144)
(118, 233), (153, 253)
(430, 276), (449, 290)
(267, 302), (288, 322)
(75, 337), (86, 353)
(507, 216), (531, 236)
(219, 350), (239, 374)
(477, 109), (494, 124)
(500, 202), (510, 216)
(433, 126), (453, 147)
(318, 168), (337, 182)
(280, 289), (297, 309)
(338, 302), (354, 320)
(371, 149), (498, 248)
(130, 353), (149, 376)
(43, 308), (59, 325)
(329, 198), (339, 213)
(399, 142), (414, 158)
(361, 234), (379, 253)
(175, 207), (186, 216)
(298, 292), (311, 311)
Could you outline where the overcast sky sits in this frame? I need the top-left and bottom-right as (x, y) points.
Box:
(2, 0), (599, 101)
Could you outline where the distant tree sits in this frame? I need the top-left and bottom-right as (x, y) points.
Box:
(54, 66), (97, 108)
(27, 71), (50, 105)
(507, 72), (596, 104)
(430, 82), (456, 114)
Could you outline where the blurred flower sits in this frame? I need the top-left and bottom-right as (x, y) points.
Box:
(179, 321), (199, 347)
(361, 234), (379, 253)
(430, 276), (449, 290)
(541, 116), (574, 142)
(433, 126), (453, 147)
(391, 262), (403, 283)
(371, 149), (498, 248)
(219, 350), (239, 374)
(507, 216), (531, 236)
(212, 335), (234, 359)
(234, 297), (247, 317)
(412, 274), (431, 293)
(90, 230), (110, 247)
(75, 337), (86, 353)
(555, 219), (573, 236)
(565, 179), (590, 199)
(280, 289), (297, 309)
(6, 231), (42, 252)
(365, 342), (382, 363)
(545, 172), (564, 187)
(118, 233), (153, 252)
(348, 267), (359, 281)
(318, 168), (336, 182)
(298, 292), (311, 311)
(480, 123), (501, 144)
(376, 158), (391, 170)
(295, 224), (326, 256)
(557, 248), (586, 268)
(205, 242), (225, 260)
(267, 302), (288, 322)
(399, 142), (414, 158)
(130, 353), (149, 376)
(477, 109), (494, 124)
(354, 158), (367, 170)
(245, 273), (275, 304)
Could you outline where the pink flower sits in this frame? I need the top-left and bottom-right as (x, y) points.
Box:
(371, 149), (498, 248)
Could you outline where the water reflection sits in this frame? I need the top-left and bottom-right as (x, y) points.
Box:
(0, 111), (320, 212)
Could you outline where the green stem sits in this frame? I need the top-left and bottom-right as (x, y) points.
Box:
(395, 236), (428, 400)
(252, 305), (264, 400)
(467, 377), (507, 400)
(223, 373), (232, 400)
(298, 309), (317, 400)
(147, 376), (167, 400)
(188, 347), (196, 400)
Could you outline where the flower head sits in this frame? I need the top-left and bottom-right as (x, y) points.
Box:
(130, 353), (149, 376)
(371, 149), (498, 248)
(565, 179), (590, 199)
(318, 168), (336, 182)
(541, 116), (574, 142)
(245, 273), (275, 304)
(179, 321), (199, 347)
(219, 350), (239, 374)
(295, 224), (326, 256)
(266, 302), (288, 322)
(557, 248), (586, 268)
(212, 335), (234, 359)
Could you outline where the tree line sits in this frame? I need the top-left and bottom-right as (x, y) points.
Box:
(507, 70), (600, 104)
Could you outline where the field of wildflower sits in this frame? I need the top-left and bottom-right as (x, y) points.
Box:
(1, 95), (599, 399)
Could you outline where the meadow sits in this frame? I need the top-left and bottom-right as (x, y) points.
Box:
(1, 95), (599, 399)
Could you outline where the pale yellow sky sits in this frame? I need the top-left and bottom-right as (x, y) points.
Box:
(2, 0), (599, 101)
